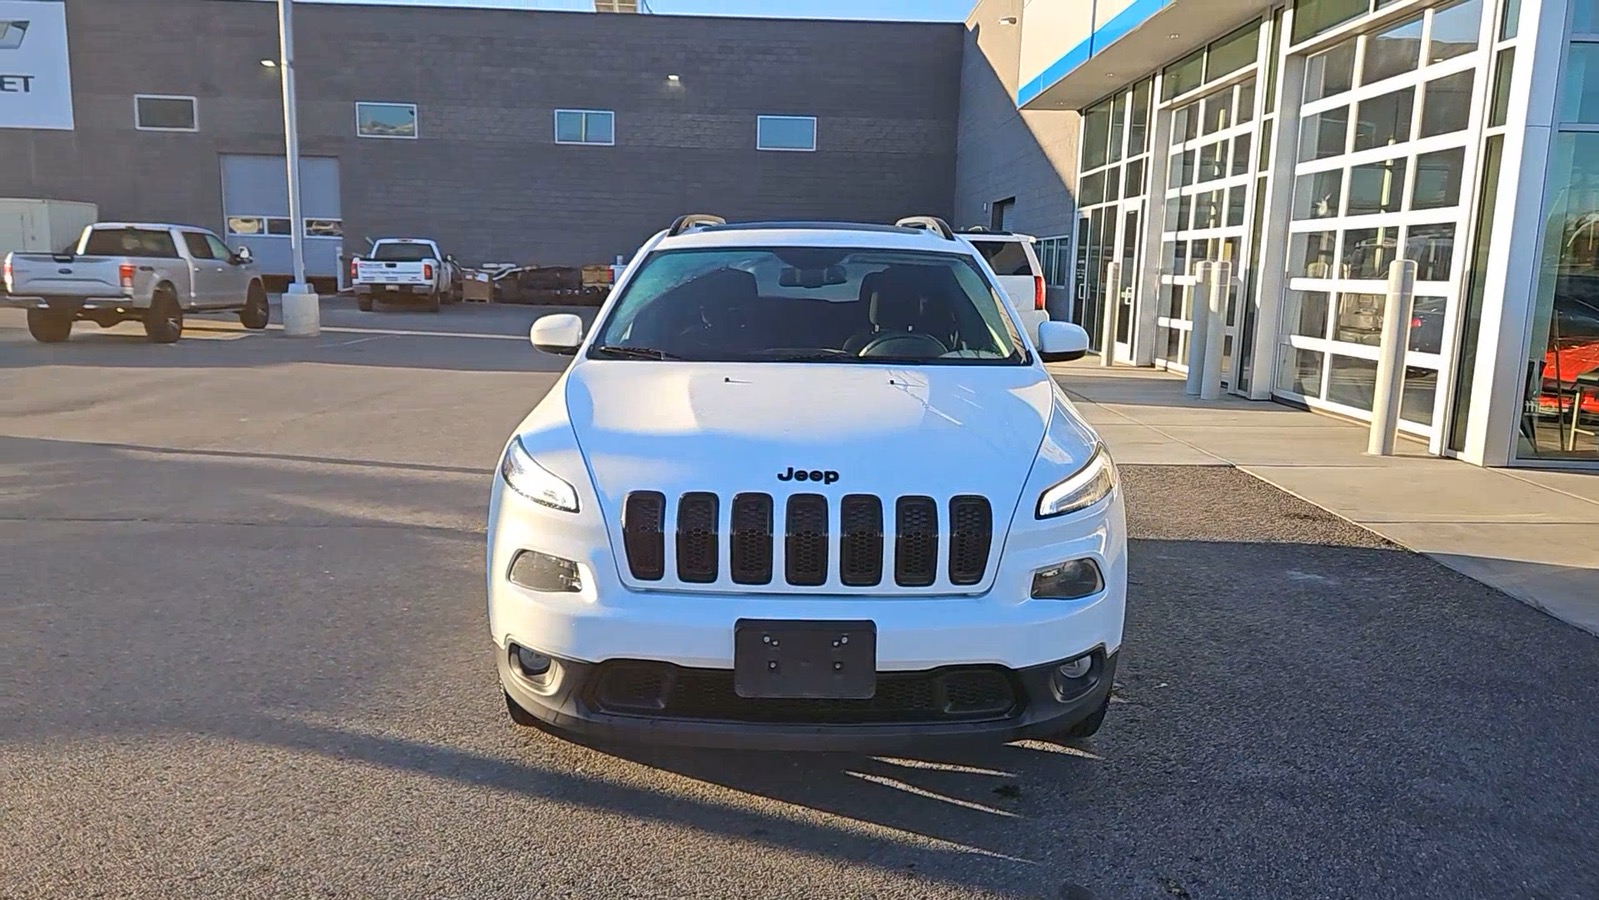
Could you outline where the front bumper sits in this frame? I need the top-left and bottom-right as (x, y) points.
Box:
(499, 642), (1117, 751)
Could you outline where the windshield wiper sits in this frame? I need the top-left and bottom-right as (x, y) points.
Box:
(590, 345), (682, 360)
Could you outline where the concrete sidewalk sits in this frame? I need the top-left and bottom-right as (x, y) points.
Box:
(1055, 360), (1599, 638)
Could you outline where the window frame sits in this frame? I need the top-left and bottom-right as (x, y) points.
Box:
(355, 101), (419, 140)
(553, 109), (617, 146)
(756, 115), (819, 152)
(134, 94), (199, 133)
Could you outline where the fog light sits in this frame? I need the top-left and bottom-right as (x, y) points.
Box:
(1031, 559), (1104, 599)
(1051, 651), (1099, 699)
(514, 644), (552, 678)
(1058, 656), (1093, 679)
(508, 550), (582, 593)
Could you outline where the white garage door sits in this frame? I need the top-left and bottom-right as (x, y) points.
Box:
(219, 155), (342, 279)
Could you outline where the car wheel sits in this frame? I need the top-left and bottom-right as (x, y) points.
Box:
(26, 308), (73, 343)
(424, 290), (441, 313)
(357, 296), (374, 312)
(143, 287), (183, 344)
(504, 690), (543, 728)
(239, 282), (270, 329)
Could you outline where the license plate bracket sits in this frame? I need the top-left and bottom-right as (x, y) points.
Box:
(733, 619), (876, 699)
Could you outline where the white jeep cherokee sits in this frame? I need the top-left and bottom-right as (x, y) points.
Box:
(488, 215), (1127, 750)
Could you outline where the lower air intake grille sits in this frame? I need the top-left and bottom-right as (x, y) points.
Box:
(676, 492), (719, 583)
(588, 661), (1021, 724)
(784, 494), (829, 586)
(621, 491), (665, 581)
(894, 496), (938, 587)
(948, 495), (993, 586)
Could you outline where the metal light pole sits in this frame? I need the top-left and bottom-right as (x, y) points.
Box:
(277, 0), (320, 336)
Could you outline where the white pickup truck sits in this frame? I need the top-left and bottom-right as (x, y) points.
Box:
(3, 222), (269, 343)
(351, 238), (461, 312)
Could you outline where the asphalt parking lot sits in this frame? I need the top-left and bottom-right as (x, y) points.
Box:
(3, 299), (1598, 900)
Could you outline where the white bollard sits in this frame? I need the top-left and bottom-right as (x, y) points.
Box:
(281, 282), (321, 337)
(1367, 259), (1419, 456)
(1200, 261), (1231, 401)
(1185, 262), (1212, 396)
(1101, 260), (1120, 368)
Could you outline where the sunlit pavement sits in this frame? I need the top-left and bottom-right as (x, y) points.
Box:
(3, 298), (1597, 900)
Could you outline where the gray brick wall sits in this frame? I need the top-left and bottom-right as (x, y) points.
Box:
(953, 0), (1080, 240)
(0, 0), (962, 271)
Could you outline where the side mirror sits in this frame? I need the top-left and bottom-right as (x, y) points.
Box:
(530, 313), (584, 356)
(1036, 321), (1091, 362)
(235, 246), (253, 263)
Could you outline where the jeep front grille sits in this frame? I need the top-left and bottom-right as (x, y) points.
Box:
(620, 491), (994, 589)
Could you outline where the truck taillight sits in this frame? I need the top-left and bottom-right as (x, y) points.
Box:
(119, 264), (135, 289)
(350, 258), (359, 280)
(2, 258), (10, 285)
(423, 263), (434, 280)
(1034, 275), (1046, 311)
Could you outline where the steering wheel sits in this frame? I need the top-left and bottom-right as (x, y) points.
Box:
(857, 331), (948, 359)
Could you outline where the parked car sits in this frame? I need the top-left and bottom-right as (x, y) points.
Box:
(3, 222), (268, 343)
(959, 227), (1049, 341)
(488, 214), (1124, 750)
(351, 238), (460, 312)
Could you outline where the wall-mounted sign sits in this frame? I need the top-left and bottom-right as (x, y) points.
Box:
(0, 1), (73, 130)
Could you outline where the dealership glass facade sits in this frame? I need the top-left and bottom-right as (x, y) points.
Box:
(1026, 0), (1596, 467)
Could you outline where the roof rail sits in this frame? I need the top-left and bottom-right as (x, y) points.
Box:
(894, 216), (955, 240)
(668, 214), (726, 237)
(963, 225), (991, 233)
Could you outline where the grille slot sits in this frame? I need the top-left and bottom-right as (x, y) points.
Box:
(784, 494), (830, 586)
(621, 491), (665, 581)
(894, 496), (938, 587)
(675, 492), (719, 583)
(947, 495), (993, 586)
(839, 494), (885, 587)
(729, 493), (774, 585)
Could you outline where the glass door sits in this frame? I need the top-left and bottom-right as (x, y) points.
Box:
(1113, 199), (1145, 363)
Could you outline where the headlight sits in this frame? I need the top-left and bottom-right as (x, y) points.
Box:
(499, 436), (579, 513)
(1036, 444), (1116, 519)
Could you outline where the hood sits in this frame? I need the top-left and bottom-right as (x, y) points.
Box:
(563, 361), (1068, 593)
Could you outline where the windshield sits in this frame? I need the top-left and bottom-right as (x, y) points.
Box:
(370, 243), (435, 262)
(588, 247), (1027, 364)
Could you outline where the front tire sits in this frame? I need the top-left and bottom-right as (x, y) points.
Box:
(26, 308), (72, 343)
(240, 282), (269, 329)
(143, 287), (183, 344)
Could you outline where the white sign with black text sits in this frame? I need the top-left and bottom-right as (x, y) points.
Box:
(0, 0), (73, 130)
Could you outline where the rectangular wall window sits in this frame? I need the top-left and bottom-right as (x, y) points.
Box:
(756, 115), (817, 152)
(134, 95), (197, 132)
(555, 109), (615, 145)
(356, 102), (418, 139)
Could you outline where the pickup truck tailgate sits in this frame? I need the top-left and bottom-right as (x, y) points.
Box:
(356, 261), (429, 284)
(5, 255), (126, 297)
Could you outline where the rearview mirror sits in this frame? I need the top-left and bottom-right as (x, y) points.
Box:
(778, 265), (847, 288)
(530, 314), (584, 356)
(1036, 321), (1091, 362)
(234, 246), (253, 263)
